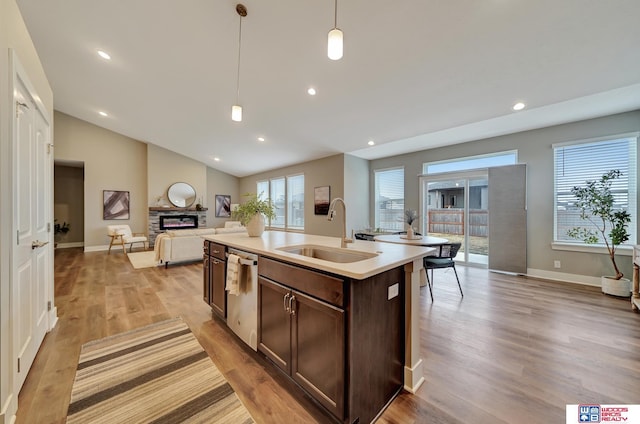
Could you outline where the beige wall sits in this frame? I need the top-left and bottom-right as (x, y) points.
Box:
(1, 0), (54, 420)
(147, 144), (207, 208)
(207, 167), (240, 228)
(54, 164), (84, 244)
(54, 113), (241, 249)
(54, 111), (148, 248)
(240, 154), (347, 237)
(370, 110), (640, 281)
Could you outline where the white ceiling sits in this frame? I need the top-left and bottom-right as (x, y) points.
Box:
(17, 0), (640, 177)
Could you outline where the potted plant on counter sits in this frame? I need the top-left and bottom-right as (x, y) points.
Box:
(232, 192), (276, 237)
(567, 169), (631, 297)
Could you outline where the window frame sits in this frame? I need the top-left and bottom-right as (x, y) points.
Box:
(373, 166), (405, 231)
(256, 174), (305, 232)
(552, 133), (638, 254)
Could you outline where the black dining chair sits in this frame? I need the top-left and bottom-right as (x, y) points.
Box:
(423, 242), (463, 301)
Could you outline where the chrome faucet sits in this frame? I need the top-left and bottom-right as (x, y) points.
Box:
(327, 197), (353, 248)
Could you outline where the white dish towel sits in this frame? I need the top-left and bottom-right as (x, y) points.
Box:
(226, 254), (241, 295)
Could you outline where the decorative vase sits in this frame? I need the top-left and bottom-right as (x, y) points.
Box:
(601, 276), (631, 297)
(407, 226), (415, 239)
(246, 213), (265, 237)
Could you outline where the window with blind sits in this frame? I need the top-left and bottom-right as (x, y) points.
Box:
(287, 174), (304, 230)
(553, 134), (637, 245)
(374, 167), (404, 231)
(256, 175), (304, 231)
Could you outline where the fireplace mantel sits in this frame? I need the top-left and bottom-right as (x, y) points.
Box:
(148, 207), (208, 212)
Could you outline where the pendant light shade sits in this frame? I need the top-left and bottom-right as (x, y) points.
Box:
(231, 105), (242, 122)
(328, 0), (343, 60)
(232, 4), (247, 122)
(327, 28), (343, 60)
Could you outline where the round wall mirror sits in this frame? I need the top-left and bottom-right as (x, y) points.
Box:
(167, 182), (196, 208)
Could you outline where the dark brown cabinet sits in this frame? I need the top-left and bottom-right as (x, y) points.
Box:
(203, 241), (226, 318)
(259, 276), (345, 420)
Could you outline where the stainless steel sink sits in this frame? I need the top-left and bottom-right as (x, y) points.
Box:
(276, 244), (378, 263)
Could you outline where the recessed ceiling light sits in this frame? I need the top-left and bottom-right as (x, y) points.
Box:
(258, 137), (265, 142)
(307, 88), (316, 96)
(512, 102), (526, 111)
(98, 111), (108, 117)
(97, 50), (111, 60)
(213, 157), (220, 162)
(368, 140), (375, 146)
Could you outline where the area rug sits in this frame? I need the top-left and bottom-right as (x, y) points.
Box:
(127, 251), (161, 269)
(66, 317), (254, 424)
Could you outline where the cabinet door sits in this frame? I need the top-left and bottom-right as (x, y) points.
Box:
(203, 255), (210, 304)
(258, 277), (292, 374)
(291, 290), (345, 420)
(210, 257), (226, 318)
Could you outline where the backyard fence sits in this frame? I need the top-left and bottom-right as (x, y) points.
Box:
(428, 209), (488, 237)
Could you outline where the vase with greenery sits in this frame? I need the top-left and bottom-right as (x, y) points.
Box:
(232, 193), (276, 237)
(566, 169), (631, 295)
(403, 209), (418, 238)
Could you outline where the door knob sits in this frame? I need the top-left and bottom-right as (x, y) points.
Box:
(31, 240), (49, 249)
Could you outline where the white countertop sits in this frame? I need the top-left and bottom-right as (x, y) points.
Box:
(203, 231), (435, 280)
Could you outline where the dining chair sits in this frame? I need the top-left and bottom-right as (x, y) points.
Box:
(423, 242), (463, 301)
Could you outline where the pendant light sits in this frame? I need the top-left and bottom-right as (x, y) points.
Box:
(232, 4), (247, 122)
(327, 0), (343, 60)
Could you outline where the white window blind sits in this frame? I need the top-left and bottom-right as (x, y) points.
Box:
(554, 134), (637, 244)
(374, 167), (404, 231)
(256, 181), (269, 202)
(287, 174), (304, 230)
(270, 177), (285, 228)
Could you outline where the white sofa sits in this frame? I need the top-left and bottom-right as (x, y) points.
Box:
(154, 222), (246, 267)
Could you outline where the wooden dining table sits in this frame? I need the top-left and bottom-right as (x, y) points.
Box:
(374, 234), (449, 287)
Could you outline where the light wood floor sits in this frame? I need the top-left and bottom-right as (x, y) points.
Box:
(16, 248), (640, 423)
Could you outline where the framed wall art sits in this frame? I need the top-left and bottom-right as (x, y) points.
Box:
(103, 190), (130, 220)
(314, 186), (330, 215)
(215, 194), (232, 217)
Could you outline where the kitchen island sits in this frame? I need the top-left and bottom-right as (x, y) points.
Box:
(203, 231), (433, 424)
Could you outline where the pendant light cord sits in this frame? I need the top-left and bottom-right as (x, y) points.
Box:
(333, 0), (338, 29)
(236, 14), (243, 104)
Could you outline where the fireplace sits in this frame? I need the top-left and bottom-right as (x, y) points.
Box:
(159, 215), (198, 230)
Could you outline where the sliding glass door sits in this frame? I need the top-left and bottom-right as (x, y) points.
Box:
(421, 171), (489, 266)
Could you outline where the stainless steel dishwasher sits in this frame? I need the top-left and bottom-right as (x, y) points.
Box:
(226, 247), (258, 351)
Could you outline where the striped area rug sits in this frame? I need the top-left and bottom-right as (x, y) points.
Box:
(66, 317), (254, 424)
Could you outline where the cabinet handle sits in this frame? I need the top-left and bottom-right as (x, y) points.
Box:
(283, 293), (290, 313)
(289, 295), (296, 316)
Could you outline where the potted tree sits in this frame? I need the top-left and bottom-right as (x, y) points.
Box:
(232, 193), (276, 237)
(567, 169), (631, 297)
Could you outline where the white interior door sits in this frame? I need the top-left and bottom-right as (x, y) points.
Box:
(13, 60), (52, 392)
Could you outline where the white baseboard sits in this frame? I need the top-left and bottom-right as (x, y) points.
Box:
(56, 242), (83, 249)
(83, 245), (111, 253)
(526, 268), (601, 287)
